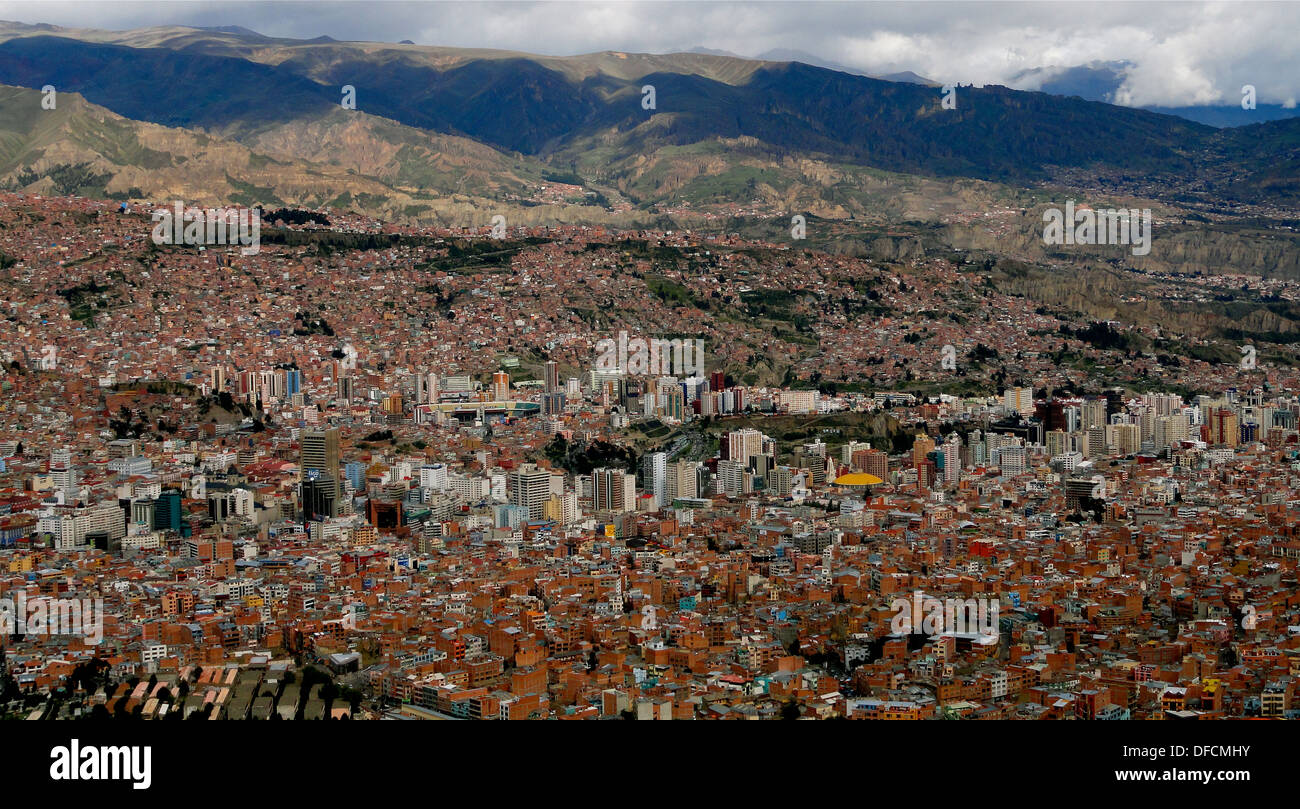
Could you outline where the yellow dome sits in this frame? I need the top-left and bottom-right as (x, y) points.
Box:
(833, 472), (883, 486)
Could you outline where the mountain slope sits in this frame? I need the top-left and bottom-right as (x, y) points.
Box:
(0, 22), (1296, 213)
(0, 33), (1213, 184)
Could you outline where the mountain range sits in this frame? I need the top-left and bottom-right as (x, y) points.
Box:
(0, 20), (1297, 226)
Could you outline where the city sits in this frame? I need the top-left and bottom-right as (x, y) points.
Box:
(1, 190), (1297, 725)
(0, 0), (1297, 792)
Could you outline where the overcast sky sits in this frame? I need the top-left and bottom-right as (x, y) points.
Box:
(2, 1), (1296, 106)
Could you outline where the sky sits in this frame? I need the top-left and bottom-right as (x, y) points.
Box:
(2, 1), (1296, 107)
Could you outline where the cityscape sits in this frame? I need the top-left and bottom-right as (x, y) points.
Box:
(0, 3), (1296, 763)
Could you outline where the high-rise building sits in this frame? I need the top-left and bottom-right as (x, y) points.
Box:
(665, 460), (699, 501)
(911, 434), (936, 476)
(1083, 398), (1108, 430)
(593, 468), (637, 513)
(1114, 423), (1141, 455)
(1003, 387), (1034, 415)
(715, 460), (750, 497)
(1208, 408), (1240, 447)
(544, 361), (560, 394)
(300, 428), (342, 518)
(769, 465), (794, 496)
(726, 428), (766, 465)
(492, 371), (511, 401)
(861, 449), (890, 482)
(543, 491), (579, 525)
(643, 452), (668, 508)
(1086, 426), (1108, 459)
(1046, 429), (1069, 458)
(941, 434), (962, 484)
(154, 489), (184, 533)
(542, 391), (566, 416)
(50, 446), (78, 502)
(999, 444), (1027, 476)
(508, 464), (553, 520)
(1154, 413), (1189, 453)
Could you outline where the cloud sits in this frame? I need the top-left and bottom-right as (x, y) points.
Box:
(0, 0), (1294, 106)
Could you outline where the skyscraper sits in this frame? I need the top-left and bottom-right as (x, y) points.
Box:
(492, 371), (511, 401)
(942, 433), (961, 484)
(508, 464), (553, 520)
(1003, 387), (1034, 415)
(593, 468), (637, 513)
(643, 452), (667, 508)
(300, 428), (342, 518)
(154, 488), (184, 532)
(665, 460), (699, 501)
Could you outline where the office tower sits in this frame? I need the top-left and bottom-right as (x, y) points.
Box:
(346, 461), (366, 491)
(942, 433), (961, 484)
(665, 460), (699, 501)
(492, 371), (511, 401)
(769, 465), (794, 496)
(1209, 408), (1240, 447)
(338, 376), (354, 401)
(1003, 387), (1034, 415)
(660, 386), (684, 421)
(715, 460), (749, 497)
(1114, 423), (1141, 455)
(727, 428), (765, 465)
(1086, 425), (1108, 459)
(154, 489), (184, 532)
(841, 440), (871, 467)
(543, 391), (566, 416)
(710, 371), (726, 393)
(413, 368), (438, 404)
(49, 446), (78, 502)
(643, 452), (668, 508)
(1083, 398), (1108, 430)
(300, 428), (342, 518)
(745, 453), (774, 489)
(912, 434), (936, 473)
(545, 361), (560, 394)
(508, 464), (553, 520)
(1046, 430), (1069, 458)
(1105, 388), (1125, 418)
(999, 444), (1027, 476)
(1154, 414), (1188, 453)
(210, 365), (227, 393)
(593, 468), (637, 513)
(1064, 475), (1103, 509)
(861, 449), (890, 482)
(411, 370), (425, 404)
